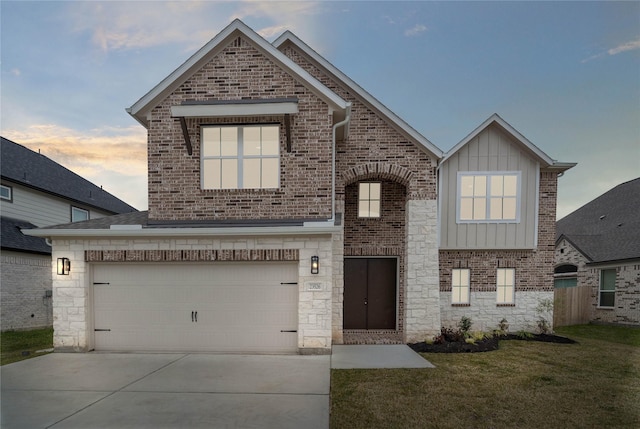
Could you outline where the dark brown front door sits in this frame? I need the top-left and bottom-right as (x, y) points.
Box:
(344, 258), (397, 329)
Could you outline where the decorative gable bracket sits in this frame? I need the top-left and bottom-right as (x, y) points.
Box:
(171, 98), (299, 155)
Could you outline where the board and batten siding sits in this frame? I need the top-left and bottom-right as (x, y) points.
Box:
(439, 124), (539, 250)
(0, 183), (109, 227)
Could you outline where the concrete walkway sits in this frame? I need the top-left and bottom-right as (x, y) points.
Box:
(331, 345), (435, 369)
(1, 353), (329, 429)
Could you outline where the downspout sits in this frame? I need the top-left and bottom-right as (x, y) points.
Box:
(330, 103), (352, 223)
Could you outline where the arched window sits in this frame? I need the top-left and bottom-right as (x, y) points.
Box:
(554, 264), (578, 288)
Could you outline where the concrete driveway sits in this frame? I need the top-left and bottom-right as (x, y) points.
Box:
(1, 353), (329, 429)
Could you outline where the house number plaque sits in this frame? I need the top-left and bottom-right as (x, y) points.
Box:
(307, 282), (323, 291)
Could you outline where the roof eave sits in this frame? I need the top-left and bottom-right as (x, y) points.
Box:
(273, 31), (443, 159)
(127, 20), (348, 128)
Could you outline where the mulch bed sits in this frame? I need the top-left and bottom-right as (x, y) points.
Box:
(408, 333), (576, 353)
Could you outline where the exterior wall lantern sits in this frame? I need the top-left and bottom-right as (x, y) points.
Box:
(311, 256), (319, 274)
(57, 257), (71, 275)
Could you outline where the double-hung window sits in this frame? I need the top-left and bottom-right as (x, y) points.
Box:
(496, 268), (515, 304)
(358, 182), (381, 218)
(451, 268), (470, 304)
(458, 172), (520, 222)
(599, 269), (616, 308)
(201, 125), (280, 190)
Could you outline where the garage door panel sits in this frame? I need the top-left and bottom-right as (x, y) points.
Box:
(93, 263), (298, 353)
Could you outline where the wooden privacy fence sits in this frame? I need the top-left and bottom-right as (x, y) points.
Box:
(554, 285), (591, 327)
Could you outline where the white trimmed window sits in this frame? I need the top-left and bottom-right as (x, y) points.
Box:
(451, 269), (470, 304)
(201, 125), (280, 190)
(599, 269), (616, 308)
(458, 172), (520, 222)
(71, 206), (89, 222)
(0, 184), (12, 202)
(496, 268), (515, 304)
(358, 182), (381, 218)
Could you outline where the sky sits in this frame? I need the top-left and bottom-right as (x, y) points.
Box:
(1, 0), (638, 219)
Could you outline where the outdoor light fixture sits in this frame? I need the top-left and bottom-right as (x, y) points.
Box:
(57, 258), (71, 275)
(311, 256), (319, 274)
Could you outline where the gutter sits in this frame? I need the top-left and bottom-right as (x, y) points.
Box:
(331, 103), (352, 222)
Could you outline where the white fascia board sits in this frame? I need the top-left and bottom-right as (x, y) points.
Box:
(127, 19), (347, 127)
(273, 31), (444, 159)
(23, 225), (341, 239)
(171, 102), (298, 118)
(442, 113), (554, 166)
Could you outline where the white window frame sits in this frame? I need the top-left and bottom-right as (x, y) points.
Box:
(0, 184), (12, 202)
(201, 124), (280, 190)
(598, 268), (616, 308)
(451, 268), (470, 304)
(496, 268), (515, 304)
(358, 182), (381, 218)
(457, 171), (521, 223)
(71, 206), (89, 222)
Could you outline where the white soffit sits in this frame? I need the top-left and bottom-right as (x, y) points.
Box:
(171, 101), (299, 118)
(127, 19), (347, 128)
(273, 31), (444, 159)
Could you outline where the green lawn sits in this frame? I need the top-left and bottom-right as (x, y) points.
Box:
(0, 327), (53, 365)
(331, 325), (640, 428)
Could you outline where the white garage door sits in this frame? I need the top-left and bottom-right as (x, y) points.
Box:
(92, 262), (298, 354)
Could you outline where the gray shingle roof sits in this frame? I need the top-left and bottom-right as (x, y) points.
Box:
(1, 216), (51, 254)
(42, 211), (150, 230)
(556, 178), (640, 263)
(1, 137), (138, 214)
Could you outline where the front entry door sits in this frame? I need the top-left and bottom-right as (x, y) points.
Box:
(344, 258), (397, 329)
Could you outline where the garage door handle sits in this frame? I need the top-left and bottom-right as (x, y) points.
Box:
(191, 311), (194, 322)
(280, 330), (297, 333)
(194, 311), (198, 323)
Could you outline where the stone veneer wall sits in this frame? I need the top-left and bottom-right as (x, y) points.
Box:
(51, 235), (334, 353)
(556, 239), (640, 325)
(0, 250), (53, 331)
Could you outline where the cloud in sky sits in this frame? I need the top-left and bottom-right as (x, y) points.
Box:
(404, 24), (427, 37)
(582, 37), (640, 63)
(3, 125), (148, 209)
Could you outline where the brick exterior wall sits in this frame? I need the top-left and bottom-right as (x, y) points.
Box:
(439, 171), (559, 330)
(148, 36), (334, 221)
(556, 239), (640, 325)
(1, 251), (53, 331)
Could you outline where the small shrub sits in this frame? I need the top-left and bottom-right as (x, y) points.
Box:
(498, 318), (509, 332)
(517, 330), (534, 339)
(457, 316), (473, 338)
(537, 318), (551, 335)
(433, 326), (465, 344)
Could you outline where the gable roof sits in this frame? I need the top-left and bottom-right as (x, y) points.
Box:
(1, 137), (138, 214)
(556, 178), (640, 264)
(127, 19), (349, 128)
(273, 31), (443, 159)
(441, 113), (576, 171)
(1, 217), (51, 255)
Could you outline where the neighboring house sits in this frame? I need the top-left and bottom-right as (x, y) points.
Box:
(25, 20), (574, 353)
(1, 137), (137, 331)
(555, 178), (640, 326)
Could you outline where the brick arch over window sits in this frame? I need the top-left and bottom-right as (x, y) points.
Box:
(341, 163), (413, 190)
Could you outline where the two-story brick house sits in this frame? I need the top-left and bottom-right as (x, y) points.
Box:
(27, 20), (574, 353)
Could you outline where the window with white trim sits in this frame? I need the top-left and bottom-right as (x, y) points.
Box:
(358, 182), (381, 218)
(599, 269), (616, 308)
(71, 206), (89, 222)
(496, 268), (515, 304)
(451, 268), (470, 304)
(201, 125), (280, 190)
(0, 184), (12, 202)
(458, 172), (520, 222)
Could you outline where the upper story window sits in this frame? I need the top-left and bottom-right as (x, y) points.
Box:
(0, 184), (12, 202)
(458, 172), (520, 223)
(201, 125), (280, 190)
(358, 182), (381, 218)
(599, 268), (616, 308)
(71, 206), (89, 222)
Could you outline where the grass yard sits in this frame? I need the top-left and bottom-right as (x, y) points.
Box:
(0, 327), (53, 366)
(331, 325), (640, 429)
